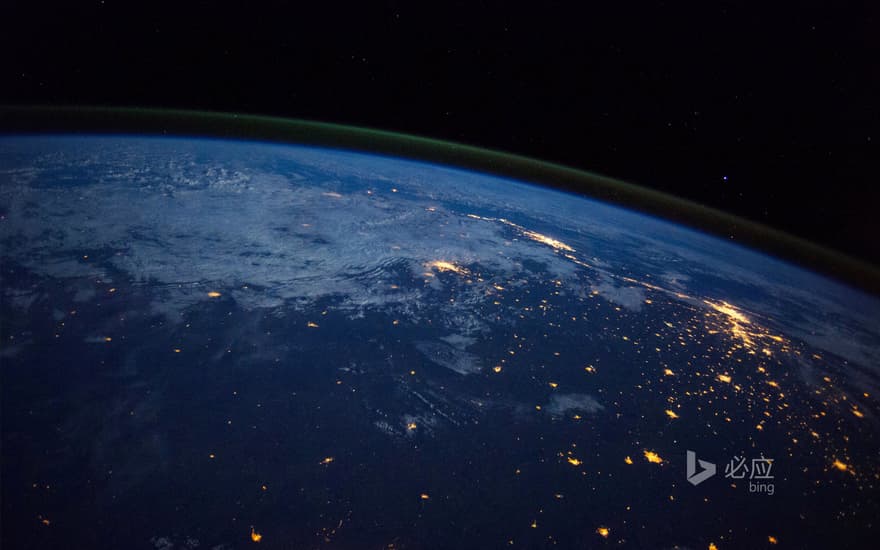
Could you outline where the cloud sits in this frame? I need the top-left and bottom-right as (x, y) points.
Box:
(545, 394), (604, 415)
(415, 340), (482, 375)
(590, 278), (646, 311)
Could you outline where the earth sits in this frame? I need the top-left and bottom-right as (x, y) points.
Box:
(1, 135), (878, 549)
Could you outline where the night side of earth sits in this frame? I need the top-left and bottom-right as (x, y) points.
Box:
(1, 136), (878, 549)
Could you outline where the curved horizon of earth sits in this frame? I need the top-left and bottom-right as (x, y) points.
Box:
(1, 135), (878, 549)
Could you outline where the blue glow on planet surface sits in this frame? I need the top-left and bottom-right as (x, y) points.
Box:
(1, 136), (878, 549)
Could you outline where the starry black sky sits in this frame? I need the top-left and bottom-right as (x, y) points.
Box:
(2, 0), (878, 267)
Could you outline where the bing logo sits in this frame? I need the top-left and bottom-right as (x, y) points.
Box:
(686, 450), (717, 486)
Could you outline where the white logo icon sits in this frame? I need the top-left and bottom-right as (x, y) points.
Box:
(686, 450), (716, 486)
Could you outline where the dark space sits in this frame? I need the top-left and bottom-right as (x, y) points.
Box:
(1, 1), (877, 266)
